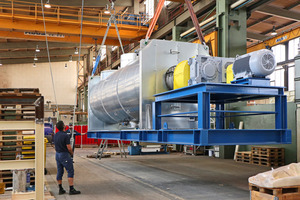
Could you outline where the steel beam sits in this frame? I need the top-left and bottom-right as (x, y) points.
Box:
(0, 42), (92, 50)
(246, 0), (274, 12)
(1, 56), (84, 65)
(216, 0), (247, 57)
(248, 2), (300, 28)
(247, 32), (268, 41)
(257, 5), (300, 21)
(0, 30), (131, 46)
(247, 26), (300, 53)
(0, 18), (147, 40)
(18, 0), (133, 7)
(151, 0), (215, 39)
(0, 49), (89, 58)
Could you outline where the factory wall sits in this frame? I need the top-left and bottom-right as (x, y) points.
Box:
(231, 103), (297, 164)
(0, 61), (79, 105)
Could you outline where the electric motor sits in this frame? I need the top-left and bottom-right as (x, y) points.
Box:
(232, 49), (276, 79)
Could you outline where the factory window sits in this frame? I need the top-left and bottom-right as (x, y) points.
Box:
(272, 44), (286, 63)
(288, 37), (300, 60)
(145, 0), (154, 19)
(269, 67), (284, 87)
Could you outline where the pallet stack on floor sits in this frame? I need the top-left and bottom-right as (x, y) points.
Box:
(235, 151), (252, 164)
(251, 146), (285, 167)
(249, 183), (300, 200)
(235, 146), (285, 167)
(0, 88), (41, 189)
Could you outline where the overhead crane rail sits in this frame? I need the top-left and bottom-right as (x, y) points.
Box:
(0, 0), (151, 44)
(0, 0), (148, 29)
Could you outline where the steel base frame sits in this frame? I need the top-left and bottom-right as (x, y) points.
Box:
(88, 83), (291, 146)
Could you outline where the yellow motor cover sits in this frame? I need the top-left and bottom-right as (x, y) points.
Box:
(226, 64), (234, 84)
(173, 60), (190, 89)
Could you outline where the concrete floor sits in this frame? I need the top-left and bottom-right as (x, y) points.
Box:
(45, 146), (270, 200)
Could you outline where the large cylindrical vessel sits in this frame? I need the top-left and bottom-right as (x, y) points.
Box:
(89, 59), (140, 124)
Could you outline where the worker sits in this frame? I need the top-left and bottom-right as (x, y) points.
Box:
(53, 121), (81, 195)
(66, 123), (86, 157)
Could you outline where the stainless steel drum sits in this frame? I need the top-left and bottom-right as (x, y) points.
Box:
(89, 59), (140, 124)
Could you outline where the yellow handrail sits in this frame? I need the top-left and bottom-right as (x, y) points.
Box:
(0, 0), (150, 28)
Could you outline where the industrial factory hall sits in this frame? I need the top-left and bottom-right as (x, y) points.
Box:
(0, 0), (300, 199)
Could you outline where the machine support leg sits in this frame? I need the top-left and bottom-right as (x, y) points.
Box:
(198, 92), (210, 129)
(216, 103), (225, 129)
(121, 140), (127, 158)
(153, 101), (162, 130)
(275, 95), (287, 129)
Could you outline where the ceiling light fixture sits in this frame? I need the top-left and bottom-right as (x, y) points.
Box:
(69, 55), (72, 62)
(35, 45), (40, 52)
(0, 61), (2, 66)
(34, 54), (38, 61)
(74, 47), (79, 55)
(45, 0), (51, 8)
(271, 26), (277, 36)
(104, 4), (110, 14)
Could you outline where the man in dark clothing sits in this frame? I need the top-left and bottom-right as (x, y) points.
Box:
(53, 121), (81, 195)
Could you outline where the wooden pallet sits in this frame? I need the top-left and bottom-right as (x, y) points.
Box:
(0, 104), (36, 120)
(251, 159), (284, 167)
(251, 146), (284, 155)
(235, 151), (252, 164)
(249, 183), (300, 200)
(0, 88), (40, 97)
(251, 146), (285, 167)
(0, 130), (36, 160)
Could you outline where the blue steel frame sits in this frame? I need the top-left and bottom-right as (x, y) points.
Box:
(88, 83), (291, 146)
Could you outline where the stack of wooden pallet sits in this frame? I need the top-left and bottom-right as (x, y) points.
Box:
(249, 183), (300, 200)
(235, 151), (252, 164)
(251, 146), (285, 167)
(0, 88), (41, 188)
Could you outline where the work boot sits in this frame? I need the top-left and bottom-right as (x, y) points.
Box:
(59, 188), (66, 195)
(69, 188), (81, 195)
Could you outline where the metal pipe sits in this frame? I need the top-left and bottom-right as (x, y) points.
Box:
(230, 0), (247, 9)
(180, 16), (216, 38)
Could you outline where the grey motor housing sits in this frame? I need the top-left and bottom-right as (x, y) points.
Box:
(232, 49), (276, 80)
(188, 55), (234, 85)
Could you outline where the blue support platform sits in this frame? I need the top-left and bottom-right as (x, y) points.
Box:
(88, 83), (291, 146)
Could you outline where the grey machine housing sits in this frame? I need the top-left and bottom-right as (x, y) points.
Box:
(188, 55), (234, 85)
(88, 39), (209, 132)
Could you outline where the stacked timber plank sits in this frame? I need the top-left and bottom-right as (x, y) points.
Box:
(235, 151), (252, 164)
(249, 183), (300, 200)
(251, 146), (285, 167)
(0, 88), (40, 188)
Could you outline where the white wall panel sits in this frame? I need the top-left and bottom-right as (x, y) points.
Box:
(0, 61), (79, 105)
